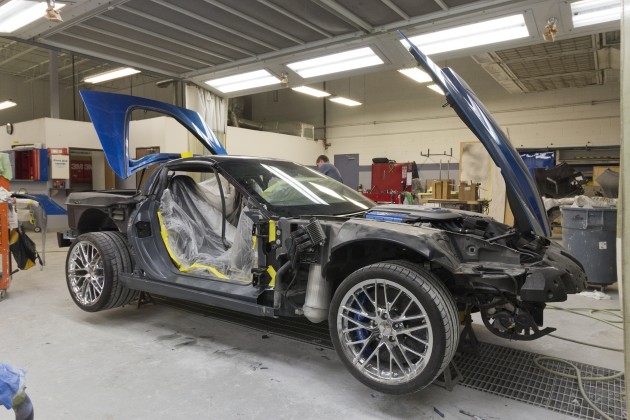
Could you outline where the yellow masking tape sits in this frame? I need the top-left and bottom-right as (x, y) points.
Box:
(182, 263), (229, 279)
(266, 265), (276, 287)
(157, 210), (229, 280)
(180, 151), (193, 158)
(269, 220), (276, 243)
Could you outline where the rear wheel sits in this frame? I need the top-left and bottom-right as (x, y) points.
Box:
(329, 261), (459, 394)
(66, 232), (138, 312)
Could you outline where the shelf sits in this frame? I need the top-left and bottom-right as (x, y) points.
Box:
(49, 188), (72, 197)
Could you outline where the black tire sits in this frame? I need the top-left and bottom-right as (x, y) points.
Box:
(65, 231), (138, 312)
(329, 261), (459, 395)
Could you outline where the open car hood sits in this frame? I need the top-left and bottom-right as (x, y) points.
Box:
(400, 32), (550, 237)
(80, 90), (227, 179)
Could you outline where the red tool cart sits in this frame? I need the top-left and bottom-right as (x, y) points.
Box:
(363, 159), (416, 204)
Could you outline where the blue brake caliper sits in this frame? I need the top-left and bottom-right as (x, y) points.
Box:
(353, 292), (372, 356)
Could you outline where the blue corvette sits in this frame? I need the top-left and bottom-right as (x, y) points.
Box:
(63, 37), (586, 394)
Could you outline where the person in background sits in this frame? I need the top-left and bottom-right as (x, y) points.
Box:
(316, 155), (343, 183)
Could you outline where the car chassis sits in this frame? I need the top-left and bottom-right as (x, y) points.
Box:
(63, 35), (586, 394)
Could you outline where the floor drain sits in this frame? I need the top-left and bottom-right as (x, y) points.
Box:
(454, 343), (626, 420)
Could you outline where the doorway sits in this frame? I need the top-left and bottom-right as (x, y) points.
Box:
(334, 154), (359, 189)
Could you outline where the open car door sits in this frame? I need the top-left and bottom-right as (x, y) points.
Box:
(80, 90), (227, 179)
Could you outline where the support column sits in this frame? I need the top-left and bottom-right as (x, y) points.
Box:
(620, 0), (629, 409)
(49, 51), (59, 118)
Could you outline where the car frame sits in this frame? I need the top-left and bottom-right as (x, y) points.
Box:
(63, 36), (586, 395)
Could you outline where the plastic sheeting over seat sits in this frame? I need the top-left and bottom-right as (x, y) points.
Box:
(159, 175), (255, 282)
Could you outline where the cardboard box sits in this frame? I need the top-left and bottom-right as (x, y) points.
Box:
(431, 180), (443, 199)
(459, 181), (479, 201)
(444, 180), (456, 199)
(431, 180), (455, 199)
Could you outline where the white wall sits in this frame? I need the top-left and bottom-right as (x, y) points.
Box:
(252, 56), (621, 165)
(44, 118), (102, 149)
(0, 119), (46, 148)
(0, 117), (102, 150)
(225, 126), (325, 165)
(0, 118), (103, 229)
(116, 116), (190, 189)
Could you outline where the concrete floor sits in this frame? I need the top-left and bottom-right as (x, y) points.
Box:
(0, 234), (624, 420)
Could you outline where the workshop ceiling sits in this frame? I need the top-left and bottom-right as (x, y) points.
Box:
(0, 0), (622, 96)
(473, 31), (621, 93)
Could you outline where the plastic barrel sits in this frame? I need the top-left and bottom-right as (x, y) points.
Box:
(561, 206), (617, 286)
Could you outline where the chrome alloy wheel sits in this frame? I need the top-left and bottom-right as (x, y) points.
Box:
(67, 241), (105, 306)
(336, 279), (434, 384)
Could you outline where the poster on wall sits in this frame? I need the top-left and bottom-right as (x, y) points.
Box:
(70, 155), (93, 186)
(50, 155), (70, 179)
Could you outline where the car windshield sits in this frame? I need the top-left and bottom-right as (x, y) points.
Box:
(219, 160), (374, 217)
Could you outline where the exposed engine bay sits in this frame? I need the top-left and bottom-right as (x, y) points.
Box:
(272, 205), (586, 342)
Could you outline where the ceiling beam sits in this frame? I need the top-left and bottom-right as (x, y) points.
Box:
(183, 30), (362, 79)
(59, 63), (107, 83)
(95, 15), (230, 63)
(40, 39), (180, 78)
(151, 0), (278, 51)
(59, 31), (194, 71)
(380, 0), (409, 20)
(26, 58), (91, 82)
(202, 0), (305, 45)
(433, 0), (449, 11)
(0, 40), (18, 57)
(15, 56), (53, 77)
(0, 46), (37, 67)
(185, 0), (526, 79)
(34, 0), (134, 38)
(311, 0), (373, 33)
(118, 5), (256, 56)
(378, 0), (516, 32)
(76, 23), (216, 67)
(256, 0), (332, 38)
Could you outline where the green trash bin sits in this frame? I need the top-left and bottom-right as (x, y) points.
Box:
(561, 206), (617, 286)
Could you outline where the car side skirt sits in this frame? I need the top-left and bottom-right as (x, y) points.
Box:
(120, 274), (275, 316)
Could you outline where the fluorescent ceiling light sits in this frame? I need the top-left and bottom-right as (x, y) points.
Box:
(571, 0), (620, 28)
(0, 100), (17, 110)
(288, 47), (384, 78)
(84, 67), (141, 84)
(402, 14), (529, 55)
(427, 84), (445, 95)
(0, 1), (66, 33)
(205, 69), (280, 93)
(292, 86), (330, 97)
(398, 67), (432, 84)
(329, 97), (362, 106)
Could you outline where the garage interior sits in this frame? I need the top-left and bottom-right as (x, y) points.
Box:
(0, 0), (626, 419)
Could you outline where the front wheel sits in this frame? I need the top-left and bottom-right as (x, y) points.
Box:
(329, 261), (459, 394)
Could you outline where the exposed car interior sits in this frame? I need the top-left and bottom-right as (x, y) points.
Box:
(158, 170), (256, 282)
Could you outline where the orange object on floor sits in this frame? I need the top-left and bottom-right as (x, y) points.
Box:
(0, 176), (11, 299)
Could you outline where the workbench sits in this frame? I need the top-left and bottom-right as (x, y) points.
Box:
(420, 198), (489, 214)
